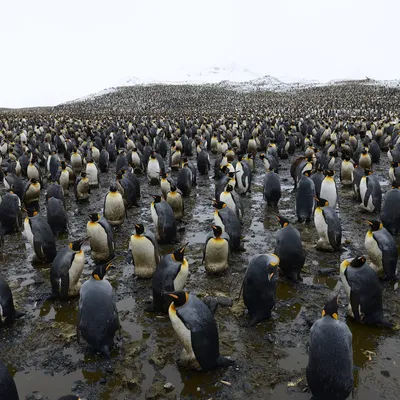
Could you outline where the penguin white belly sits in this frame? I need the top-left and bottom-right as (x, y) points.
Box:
(220, 143), (228, 153)
(213, 211), (225, 233)
(147, 159), (160, 181)
(68, 251), (85, 296)
(104, 194), (125, 225)
(205, 238), (229, 273)
(169, 306), (196, 361)
(71, 155), (82, 172)
(171, 152), (181, 168)
(359, 178), (374, 211)
(3, 179), (10, 190)
(389, 168), (395, 183)
(320, 180), (337, 209)
(341, 163), (354, 185)
(87, 223), (109, 260)
(23, 218), (34, 247)
(86, 164), (98, 186)
(60, 171), (69, 192)
(27, 165), (39, 180)
(174, 259), (189, 291)
(235, 166), (244, 193)
(167, 194), (184, 220)
(77, 179), (90, 199)
(92, 148), (100, 163)
(151, 204), (159, 231)
(160, 180), (171, 197)
(220, 193), (236, 214)
(340, 265), (355, 318)
(248, 139), (257, 153)
(365, 232), (383, 273)
(314, 208), (329, 246)
(131, 236), (156, 278)
(131, 152), (141, 167)
(25, 185), (40, 203)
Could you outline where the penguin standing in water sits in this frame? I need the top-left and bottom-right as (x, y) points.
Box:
(219, 184), (243, 221)
(364, 219), (398, 281)
(263, 169), (281, 207)
(203, 225), (230, 274)
(77, 262), (120, 358)
(314, 197), (342, 251)
(320, 170), (338, 210)
(47, 196), (69, 235)
(340, 255), (394, 327)
(104, 185), (126, 227)
(243, 253), (279, 325)
(360, 169), (382, 212)
(86, 213), (115, 262)
(296, 171), (316, 223)
(340, 155), (354, 186)
(50, 237), (86, 300)
(75, 171), (90, 202)
(0, 190), (22, 234)
(0, 275), (23, 325)
(23, 209), (57, 262)
(130, 223), (159, 278)
(306, 295), (353, 400)
(0, 360), (19, 400)
(166, 184), (184, 221)
(213, 201), (242, 251)
(166, 291), (234, 370)
(381, 182), (400, 236)
(152, 244), (189, 313)
(151, 195), (177, 243)
(274, 215), (305, 282)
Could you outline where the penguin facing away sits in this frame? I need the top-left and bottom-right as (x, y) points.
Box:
(50, 237), (87, 300)
(77, 261), (120, 358)
(151, 195), (177, 244)
(306, 294), (353, 400)
(243, 253), (279, 325)
(340, 255), (394, 327)
(0, 275), (23, 326)
(166, 291), (234, 370)
(203, 225), (230, 274)
(296, 170), (315, 223)
(380, 182), (400, 236)
(364, 219), (398, 281)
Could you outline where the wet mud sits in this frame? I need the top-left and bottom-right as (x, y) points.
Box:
(1, 150), (399, 399)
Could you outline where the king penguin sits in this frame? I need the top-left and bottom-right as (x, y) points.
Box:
(104, 185), (126, 227)
(47, 196), (69, 235)
(274, 215), (305, 282)
(364, 219), (398, 281)
(219, 184), (243, 221)
(306, 294), (353, 400)
(203, 225), (230, 274)
(340, 155), (354, 186)
(77, 261), (120, 358)
(74, 171), (90, 202)
(151, 195), (177, 243)
(0, 190), (22, 234)
(86, 213), (115, 262)
(320, 169), (338, 210)
(234, 155), (252, 195)
(0, 275), (23, 325)
(130, 223), (159, 278)
(147, 152), (161, 184)
(314, 197), (342, 251)
(243, 253), (279, 325)
(50, 237), (87, 300)
(296, 171), (316, 223)
(85, 157), (99, 187)
(0, 359), (19, 400)
(152, 244), (189, 313)
(380, 182), (400, 236)
(263, 169), (281, 207)
(340, 255), (394, 327)
(166, 184), (184, 221)
(166, 291), (234, 370)
(360, 169), (382, 212)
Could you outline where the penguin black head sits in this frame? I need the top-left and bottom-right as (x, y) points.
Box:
(342, 155), (350, 161)
(392, 181), (400, 189)
(226, 184), (234, 193)
(161, 171), (168, 179)
(322, 294), (339, 320)
(366, 219), (382, 231)
(276, 215), (289, 228)
(150, 152), (156, 159)
(109, 185), (118, 193)
(170, 184), (177, 192)
(314, 197), (329, 207)
(27, 209), (38, 218)
(57, 395), (81, 400)
(362, 149), (368, 155)
(348, 255), (366, 268)
(116, 170), (123, 180)
(151, 195), (162, 203)
(228, 171), (236, 178)
(172, 243), (188, 262)
(86, 157), (94, 163)
(212, 225), (223, 238)
(260, 153), (265, 160)
(31, 178), (38, 184)
(69, 237), (87, 251)
(92, 261), (113, 281)
(324, 169), (334, 177)
(237, 154), (243, 161)
(164, 291), (189, 308)
(213, 200), (227, 210)
(134, 223), (144, 235)
(391, 161), (399, 168)
(363, 168), (372, 175)
(81, 171), (87, 178)
(61, 161), (67, 169)
(303, 170), (311, 177)
(89, 213), (100, 223)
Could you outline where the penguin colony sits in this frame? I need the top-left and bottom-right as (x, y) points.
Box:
(0, 81), (399, 399)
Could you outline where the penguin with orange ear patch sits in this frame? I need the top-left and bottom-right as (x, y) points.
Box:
(77, 261), (120, 358)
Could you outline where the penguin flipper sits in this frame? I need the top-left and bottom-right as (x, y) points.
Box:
(191, 328), (220, 371)
(363, 181), (372, 208)
(350, 291), (362, 322)
(60, 274), (70, 300)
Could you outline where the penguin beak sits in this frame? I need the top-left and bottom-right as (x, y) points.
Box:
(166, 293), (178, 299)
(312, 196), (319, 201)
(268, 272), (275, 281)
(366, 220), (373, 225)
(180, 242), (189, 253)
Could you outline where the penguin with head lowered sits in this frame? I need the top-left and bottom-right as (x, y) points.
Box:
(360, 169), (382, 212)
(306, 294), (353, 400)
(274, 215), (305, 282)
(314, 197), (342, 251)
(203, 225), (230, 274)
(0, 275), (23, 326)
(23, 209), (57, 263)
(243, 253), (279, 325)
(77, 261), (120, 358)
(166, 291), (234, 370)
(0, 360), (19, 400)
(130, 223), (159, 278)
(340, 255), (394, 327)
(151, 244), (189, 313)
(365, 219), (398, 281)
(381, 181), (400, 236)
(151, 195), (177, 243)
(50, 237), (87, 300)
(296, 170), (315, 223)
(86, 213), (115, 262)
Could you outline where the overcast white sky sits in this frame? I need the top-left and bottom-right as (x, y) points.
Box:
(1, 0), (398, 108)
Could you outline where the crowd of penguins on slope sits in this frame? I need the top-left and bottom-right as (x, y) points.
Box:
(0, 98), (400, 399)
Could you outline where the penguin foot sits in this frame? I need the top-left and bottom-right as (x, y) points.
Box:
(216, 356), (235, 369)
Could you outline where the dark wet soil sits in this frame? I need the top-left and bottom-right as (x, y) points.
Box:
(1, 150), (400, 400)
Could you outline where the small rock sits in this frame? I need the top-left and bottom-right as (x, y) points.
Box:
(202, 296), (218, 314)
(265, 334), (274, 343)
(345, 239), (352, 244)
(317, 267), (336, 276)
(217, 296), (233, 307)
(127, 379), (140, 391)
(243, 382), (252, 393)
(381, 370), (390, 377)
(197, 387), (201, 392)
(164, 382), (175, 391)
(99, 377), (107, 384)
(105, 366), (114, 373)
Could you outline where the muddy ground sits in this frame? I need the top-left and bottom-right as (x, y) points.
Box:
(0, 149), (399, 400)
